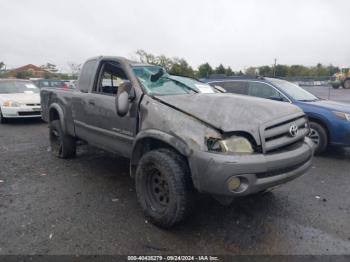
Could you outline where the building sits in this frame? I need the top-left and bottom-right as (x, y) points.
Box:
(5, 64), (49, 78)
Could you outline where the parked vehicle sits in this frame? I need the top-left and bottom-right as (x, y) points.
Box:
(32, 79), (68, 89)
(206, 76), (350, 154)
(41, 56), (314, 228)
(0, 79), (41, 123)
(331, 67), (350, 89)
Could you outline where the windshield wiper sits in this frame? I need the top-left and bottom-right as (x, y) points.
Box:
(298, 99), (319, 102)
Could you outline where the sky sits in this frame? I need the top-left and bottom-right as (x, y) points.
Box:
(1, 0), (350, 72)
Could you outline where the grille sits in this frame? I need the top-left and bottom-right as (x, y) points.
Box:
(26, 103), (41, 106)
(261, 115), (308, 153)
(18, 111), (41, 116)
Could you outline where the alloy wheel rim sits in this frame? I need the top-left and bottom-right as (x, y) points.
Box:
(308, 128), (320, 145)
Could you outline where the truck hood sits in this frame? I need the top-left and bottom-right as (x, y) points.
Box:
(156, 93), (302, 132)
(0, 93), (40, 104)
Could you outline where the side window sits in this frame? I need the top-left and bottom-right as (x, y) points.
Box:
(213, 81), (248, 95)
(248, 82), (286, 101)
(96, 62), (128, 95)
(78, 60), (97, 93)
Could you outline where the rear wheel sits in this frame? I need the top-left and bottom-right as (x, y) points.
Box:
(49, 120), (76, 158)
(344, 79), (350, 89)
(135, 149), (192, 228)
(308, 121), (328, 155)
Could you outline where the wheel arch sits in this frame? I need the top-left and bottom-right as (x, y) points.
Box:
(130, 129), (192, 178)
(308, 115), (330, 142)
(49, 103), (66, 133)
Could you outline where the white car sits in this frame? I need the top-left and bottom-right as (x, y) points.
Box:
(0, 79), (41, 123)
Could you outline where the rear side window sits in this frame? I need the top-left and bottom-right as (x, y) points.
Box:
(212, 81), (248, 95)
(248, 81), (281, 99)
(78, 60), (97, 92)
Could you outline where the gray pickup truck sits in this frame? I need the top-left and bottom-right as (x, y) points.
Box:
(41, 56), (314, 228)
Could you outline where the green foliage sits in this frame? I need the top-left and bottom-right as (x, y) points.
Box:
(215, 64), (226, 74)
(225, 67), (234, 76)
(135, 50), (194, 77)
(253, 63), (339, 77)
(0, 61), (5, 70)
(40, 63), (58, 73)
(16, 71), (33, 79)
(197, 63), (213, 78)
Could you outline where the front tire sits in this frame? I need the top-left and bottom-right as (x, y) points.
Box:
(49, 120), (76, 158)
(308, 121), (328, 155)
(135, 149), (192, 228)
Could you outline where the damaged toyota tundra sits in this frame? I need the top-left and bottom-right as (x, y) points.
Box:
(41, 56), (315, 228)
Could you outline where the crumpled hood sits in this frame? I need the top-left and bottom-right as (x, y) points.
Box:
(0, 93), (40, 104)
(156, 93), (302, 132)
(300, 100), (350, 114)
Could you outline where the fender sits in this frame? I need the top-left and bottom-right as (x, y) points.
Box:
(49, 103), (66, 133)
(130, 129), (193, 176)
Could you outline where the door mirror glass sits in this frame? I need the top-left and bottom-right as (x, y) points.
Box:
(116, 80), (133, 117)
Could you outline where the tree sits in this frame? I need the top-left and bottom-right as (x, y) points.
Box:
(245, 67), (258, 75)
(275, 65), (288, 77)
(136, 49), (157, 64)
(225, 66), (234, 76)
(40, 63), (59, 73)
(214, 64), (226, 74)
(168, 58), (195, 78)
(16, 71), (33, 79)
(258, 66), (273, 76)
(197, 63), (213, 78)
(67, 62), (81, 79)
(0, 61), (5, 71)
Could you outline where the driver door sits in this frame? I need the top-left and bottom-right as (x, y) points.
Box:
(85, 61), (137, 157)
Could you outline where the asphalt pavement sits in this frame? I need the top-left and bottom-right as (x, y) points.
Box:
(0, 86), (349, 255)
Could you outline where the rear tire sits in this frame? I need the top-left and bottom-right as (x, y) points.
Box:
(135, 149), (192, 228)
(308, 121), (328, 155)
(344, 79), (350, 89)
(49, 120), (76, 158)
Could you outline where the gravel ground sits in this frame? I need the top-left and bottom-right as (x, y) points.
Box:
(0, 86), (349, 255)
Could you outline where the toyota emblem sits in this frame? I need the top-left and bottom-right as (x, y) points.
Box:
(289, 125), (299, 137)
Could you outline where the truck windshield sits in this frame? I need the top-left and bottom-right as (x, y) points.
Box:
(267, 78), (318, 101)
(0, 81), (39, 94)
(132, 65), (214, 96)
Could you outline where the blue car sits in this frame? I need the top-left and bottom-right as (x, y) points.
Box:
(206, 76), (350, 154)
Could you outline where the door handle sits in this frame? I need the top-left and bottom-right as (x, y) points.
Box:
(88, 100), (95, 106)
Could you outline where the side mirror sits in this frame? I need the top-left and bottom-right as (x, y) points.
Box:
(116, 80), (134, 117)
(269, 96), (283, 102)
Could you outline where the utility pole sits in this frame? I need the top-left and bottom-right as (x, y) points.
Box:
(273, 58), (277, 77)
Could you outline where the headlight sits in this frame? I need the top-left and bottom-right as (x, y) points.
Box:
(208, 136), (254, 154)
(3, 100), (22, 107)
(333, 111), (350, 121)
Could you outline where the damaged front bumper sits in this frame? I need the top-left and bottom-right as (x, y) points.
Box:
(189, 137), (314, 196)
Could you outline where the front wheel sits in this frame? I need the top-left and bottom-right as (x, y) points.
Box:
(308, 121), (328, 155)
(135, 149), (192, 228)
(49, 120), (76, 158)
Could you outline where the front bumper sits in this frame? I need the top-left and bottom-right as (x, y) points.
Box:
(1, 105), (41, 118)
(189, 138), (315, 196)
